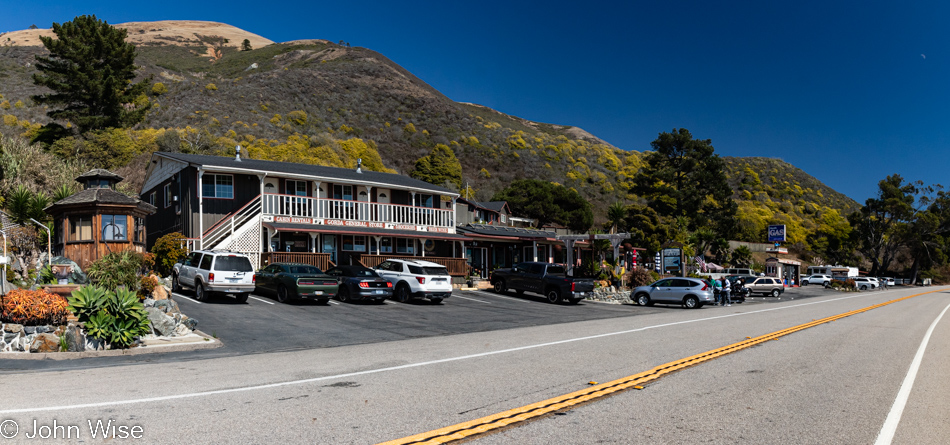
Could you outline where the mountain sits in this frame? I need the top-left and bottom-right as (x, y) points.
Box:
(0, 20), (859, 245)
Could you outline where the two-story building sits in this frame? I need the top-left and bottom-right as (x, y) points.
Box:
(141, 152), (469, 276)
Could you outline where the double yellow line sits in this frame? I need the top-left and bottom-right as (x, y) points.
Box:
(380, 289), (945, 444)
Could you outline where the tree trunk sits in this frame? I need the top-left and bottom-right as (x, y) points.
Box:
(908, 257), (920, 286)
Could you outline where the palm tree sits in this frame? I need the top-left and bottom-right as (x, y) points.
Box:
(5, 185), (49, 225)
(606, 201), (626, 234)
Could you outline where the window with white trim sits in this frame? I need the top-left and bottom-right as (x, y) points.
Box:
(396, 238), (415, 254)
(341, 235), (367, 252)
(202, 174), (234, 199)
(163, 183), (171, 208)
(286, 180), (307, 196)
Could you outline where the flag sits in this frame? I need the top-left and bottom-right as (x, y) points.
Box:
(693, 255), (707, 273)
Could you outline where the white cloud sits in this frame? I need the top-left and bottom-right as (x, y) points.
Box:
(921, 54), (926, 59)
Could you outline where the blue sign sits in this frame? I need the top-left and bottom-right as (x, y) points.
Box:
(768, 225), (786, 242)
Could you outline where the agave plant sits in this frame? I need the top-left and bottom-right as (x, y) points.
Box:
(66, 285), (109, 321)
(68, 285), (151, 349)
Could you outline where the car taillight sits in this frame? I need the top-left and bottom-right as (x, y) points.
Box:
(252, 275), (256, 283)
(571, 282), (575, 292)
(701, 283), (708, 291)
(387, 282), (393, 288)
(208, 273), (215, 282)
(416, 277), (425, 284)
(359, 282), (369, 288)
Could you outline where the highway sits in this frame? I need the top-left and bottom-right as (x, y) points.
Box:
(0, 285), (947, 444)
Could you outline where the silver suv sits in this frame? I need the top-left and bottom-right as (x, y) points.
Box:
(172, 250), (255, 302)
(803, 274), (832, 287)
(374, 259), (452, 304)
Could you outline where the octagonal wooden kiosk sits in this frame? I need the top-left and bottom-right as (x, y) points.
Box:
(45, 169), (157, 270)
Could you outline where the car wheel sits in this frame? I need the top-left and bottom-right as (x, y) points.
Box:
(195, 282), (209, 302)
(546, 289), (562, 304)
(771, 289), (780, 297)
(430, 297), (444, 304)
(860, 285), (867, 290)
(172, 274), (182, 293)
(493, 280), (506, 293)
(277, 285), (291, 303)
(802, 281), (808, 286)
(235, 293), (248, 303)
(823, 281), (830, 288)
(636, 294), (652, 306)
(684, 295), (700, 309)
(395, 283), (411, 303)
(338, 286), (350, 303)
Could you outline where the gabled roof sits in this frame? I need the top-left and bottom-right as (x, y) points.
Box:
(154, 152), (458, 197)
(457, 197), (510, 214)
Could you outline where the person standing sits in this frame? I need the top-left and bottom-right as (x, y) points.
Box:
(713, 277), (722, 305)
(722, 276), (732, 306)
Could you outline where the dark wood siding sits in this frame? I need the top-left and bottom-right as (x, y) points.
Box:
(188, 170), (260, 240)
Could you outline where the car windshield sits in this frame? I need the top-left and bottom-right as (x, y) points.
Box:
(214, 256), (253, 272)
(290, 266), (322, 274)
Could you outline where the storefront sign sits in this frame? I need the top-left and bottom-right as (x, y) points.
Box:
(275, 216), (313, 224)
(427, 226), (450, 233)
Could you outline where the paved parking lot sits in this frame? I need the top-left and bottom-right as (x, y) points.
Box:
(4, 283), (885, 373)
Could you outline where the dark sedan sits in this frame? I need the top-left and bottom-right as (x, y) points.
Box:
(325, 265), (393, 303)
(255, 263), (338, 304)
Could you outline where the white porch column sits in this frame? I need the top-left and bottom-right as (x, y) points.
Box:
(310, 233), (318, 253)
(197, 169), (204, 249)
(374, 236), (382, 255)
(318, 181), (323, 219)
(451, 197), (457, 229)
(265, 227), (275, 252)
(532, 240), (538, 262)
(420, 238), (427, 257)
(411, 191), (417, 225)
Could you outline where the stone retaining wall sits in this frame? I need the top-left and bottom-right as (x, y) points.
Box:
(586, 287), (633, 304)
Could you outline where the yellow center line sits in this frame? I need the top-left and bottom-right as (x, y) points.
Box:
(379, 288), (946, 445)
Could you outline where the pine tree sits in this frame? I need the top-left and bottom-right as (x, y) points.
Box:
(242, 39), (252, 51)
(32, 15), (150, 134)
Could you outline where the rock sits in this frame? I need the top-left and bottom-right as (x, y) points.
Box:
(4, 324), (23, 334)
(154, 298), (180, 315)
(85, 337), (106, 351)
(64, 325), (85, 352)
(143, 298), (156, 307)
(29, 333), (60, 353)
(151, 278), (169, 300)
(173, 323), (192, 337)
(146, 307), (177, 336)
(3, 332), (20, 344)
(181, 316), (198, 330)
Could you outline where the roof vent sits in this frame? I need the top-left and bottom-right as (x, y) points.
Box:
(356, 158), (362, 174)
(235, 145), (242, 162)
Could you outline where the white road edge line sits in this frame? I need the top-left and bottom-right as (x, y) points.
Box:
(0, 287), (933, 415)
(874, 301), (950, 445)
(452, 295), (492, 304)
(247, 296), (274, 305)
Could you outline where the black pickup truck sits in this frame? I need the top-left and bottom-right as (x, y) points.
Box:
(489, 262), (596, 304)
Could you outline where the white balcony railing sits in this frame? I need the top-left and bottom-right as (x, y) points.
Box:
(262, 193), (454, 229)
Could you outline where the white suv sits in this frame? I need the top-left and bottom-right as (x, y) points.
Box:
(852, 277), (877, 290)
(803, 274), (832, 287)
(172, 250), (255, 302)
(374, 259), (453, 304)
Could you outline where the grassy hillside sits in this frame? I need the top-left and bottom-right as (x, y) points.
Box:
(0, 31), (859, 246)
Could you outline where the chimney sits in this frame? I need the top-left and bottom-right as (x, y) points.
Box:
(235, 145), (242, 162)
(356, 158), (362, 174)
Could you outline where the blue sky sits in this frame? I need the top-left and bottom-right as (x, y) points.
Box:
(2, 1), (948, 203)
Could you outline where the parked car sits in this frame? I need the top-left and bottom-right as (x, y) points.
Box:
(325, 265), (393, 303)
(490, 262), (595, 304)
(745, 276), (785, 297)
(853, 277), (877, 290)
(879, 277), (896, 286)
(374, 259), (453, 304)
(172, 250), (255, 302)
(255, 263), (337, 304)
(867, 277), (881, 288)
(630, 277), (714, 309)
(803, 274), (833, 287)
